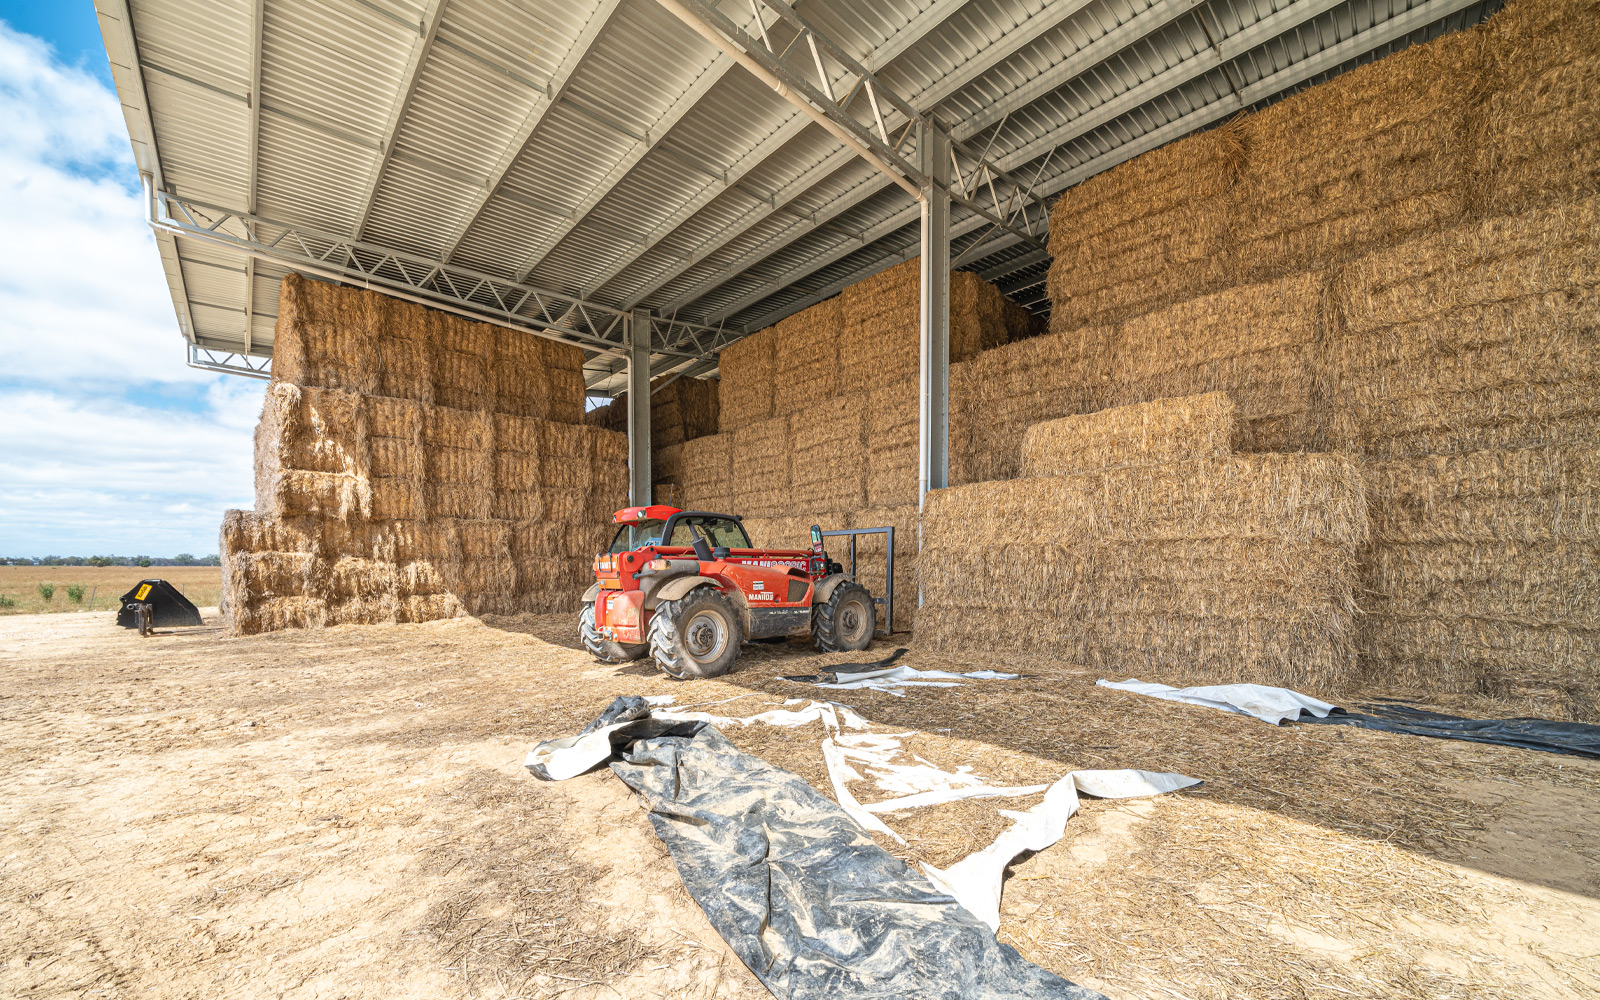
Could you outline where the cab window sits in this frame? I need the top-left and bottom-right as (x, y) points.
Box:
(609, 519), (666, 554)
(667, 516), (751, 550)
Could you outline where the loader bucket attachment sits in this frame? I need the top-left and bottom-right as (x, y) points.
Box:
(115, 579), (203, 628)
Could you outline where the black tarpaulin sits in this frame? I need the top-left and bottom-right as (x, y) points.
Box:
(528, 697), (1102, 1000)
(1303, 701), (1600, 758)
(115, 579), (202, 628)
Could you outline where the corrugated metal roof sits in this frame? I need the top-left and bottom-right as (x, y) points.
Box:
(96, 0), (1502, 388)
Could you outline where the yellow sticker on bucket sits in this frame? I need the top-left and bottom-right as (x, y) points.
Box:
(135, 584), (152, 601)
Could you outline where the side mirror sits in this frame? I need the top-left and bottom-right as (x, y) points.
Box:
(810, 524), (824, 555)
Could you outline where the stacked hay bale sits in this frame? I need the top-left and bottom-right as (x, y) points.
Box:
(584, 374), (719, 501)
(920, 395), (1368, 690)
(1333, 196), (1600, 715)
(717, 327), (777, 429)
(223, 275), (626, 634)
(773, 299), (841, 416)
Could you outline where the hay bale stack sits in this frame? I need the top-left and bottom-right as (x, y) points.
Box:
(585, 375), (720, 447)
(1046, 124), (1244, 331)
(1474, 0), (1600, 217)
(950, 325), (1110, 485)
(223, 278), (625, 634)
(1360, 446), (1600, 717)
(920, 413), (1368, 689)
(717, 327), (777, 430)
(1231, 27), (1483, 283)
(1020, 393), (1237, 478)
(773, 298), (842, 416)
(835, 259), (1018, 396)
(1332, 195), (1600, 459)
(680, 433), (733, 512)
(789, 393), (866, 515)
(864, 379), (919, 507)
(1102, 271), (1327, 453)
(730, 416), (792, 517)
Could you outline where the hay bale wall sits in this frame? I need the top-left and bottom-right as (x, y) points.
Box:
(920, 398), (1368, 690)
(223, 276), (626, 634)
(1017, 0), (1600, 712)
(1045, 0), (1598, 332)
(584, 374), (719, 502)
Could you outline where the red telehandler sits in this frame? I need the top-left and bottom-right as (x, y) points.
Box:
(580, 505), (875, 679)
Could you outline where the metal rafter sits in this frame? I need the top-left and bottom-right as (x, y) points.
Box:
(652, 0), (1210, 318)
(352, 0), (449, 238)
(586, 0), (975, 304)
(435, 0), (626, 263)
(146, 185), (739, 364)
(187, 344), (272, 379)
(723, 0), (1485, 334)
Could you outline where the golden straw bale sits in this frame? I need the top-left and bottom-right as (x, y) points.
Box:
(1473, 0), (1600, 216)
(269, 275), (381, 395)
(917, 454), (1367, 687)
(730, 416), (791, 516)
(789, 394), (866, 515)
(1364, 446), (1600, 544)
(370, 477), (424, 520)
(1364, 541), (1600, 627)
(717, 326), (777, 430)
(1020, 393), (1237, 478)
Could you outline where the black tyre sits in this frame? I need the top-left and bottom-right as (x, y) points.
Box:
(648, 586), (742, 679)
(579, 603), (647, 663)
(813, 583), (874, 653)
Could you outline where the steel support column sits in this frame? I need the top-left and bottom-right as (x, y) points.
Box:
(628, 308), (653, 507)
(918, 118), (950, 512)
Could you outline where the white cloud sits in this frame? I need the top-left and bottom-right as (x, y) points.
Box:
(0, 23), (210, 385)
(0, 385), (264, 555)
(0, 25), (263, 556)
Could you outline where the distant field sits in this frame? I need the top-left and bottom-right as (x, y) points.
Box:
(0, 566), (223, 615)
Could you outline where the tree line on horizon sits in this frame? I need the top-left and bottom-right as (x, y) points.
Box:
(1, 554), (221, 567)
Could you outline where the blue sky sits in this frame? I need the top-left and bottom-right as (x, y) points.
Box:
(0, 7), (262, 557)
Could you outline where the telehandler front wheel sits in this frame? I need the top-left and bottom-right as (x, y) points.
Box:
(649, 586), (742, 679)
(813, 583), (874, 653)
(579, 603), (647, 663)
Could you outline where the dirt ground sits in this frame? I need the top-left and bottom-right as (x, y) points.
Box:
(2, 610), (1597, 1000)
(0, 566), (222, 615)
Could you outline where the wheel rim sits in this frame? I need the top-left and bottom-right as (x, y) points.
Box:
(840, 598), (870, 644)
(683, 609), (729, 661)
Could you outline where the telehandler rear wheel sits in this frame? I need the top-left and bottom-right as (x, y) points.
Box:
(813, 583), (874, 653)
(579, 603), (647, 663)
(649, 586), (742, 679)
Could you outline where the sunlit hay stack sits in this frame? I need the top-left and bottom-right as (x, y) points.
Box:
(844, 504), (919, 632)
(772, 298), (842, 416)
(1358, 446), (1600, 717)
(717, 326), (777, 431)
(254, 383), (373, 520)
(835, 259), (1021, 396)
(1046, 122), (1245, 332)
(223, 277), (626, 634)
(730, 416), (792, 517)
(864, 379), (919, 507)
(680, 433), (733, 512)
(1472, 0), (1600, 218)
(1020, 393), (1238, 479)
(919, 395), (1368, 691)
(949, 326), (1110, 485)
(1231, 28), (1483, 286)
(1332, 195), (1600, 460)
(789, 393), (866, 515)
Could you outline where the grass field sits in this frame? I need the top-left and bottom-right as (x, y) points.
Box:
(0, 565), (222, 615)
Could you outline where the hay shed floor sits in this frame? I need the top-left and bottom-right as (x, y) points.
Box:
(1, 611), (1596, 1000)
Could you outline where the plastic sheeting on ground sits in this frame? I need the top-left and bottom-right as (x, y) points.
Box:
(1096, 678), (1338, 725)
(1302, 701), (1600, 758)
(1097, 679), (1600, 758)
(785, 664), (1022, 696)
(822, 730), (1200, 929)
(527, 697), (1105, 1000)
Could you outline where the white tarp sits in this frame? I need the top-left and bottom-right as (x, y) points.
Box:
(1096, 678), (1338, 725)
(807, 665), (1021, 696)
